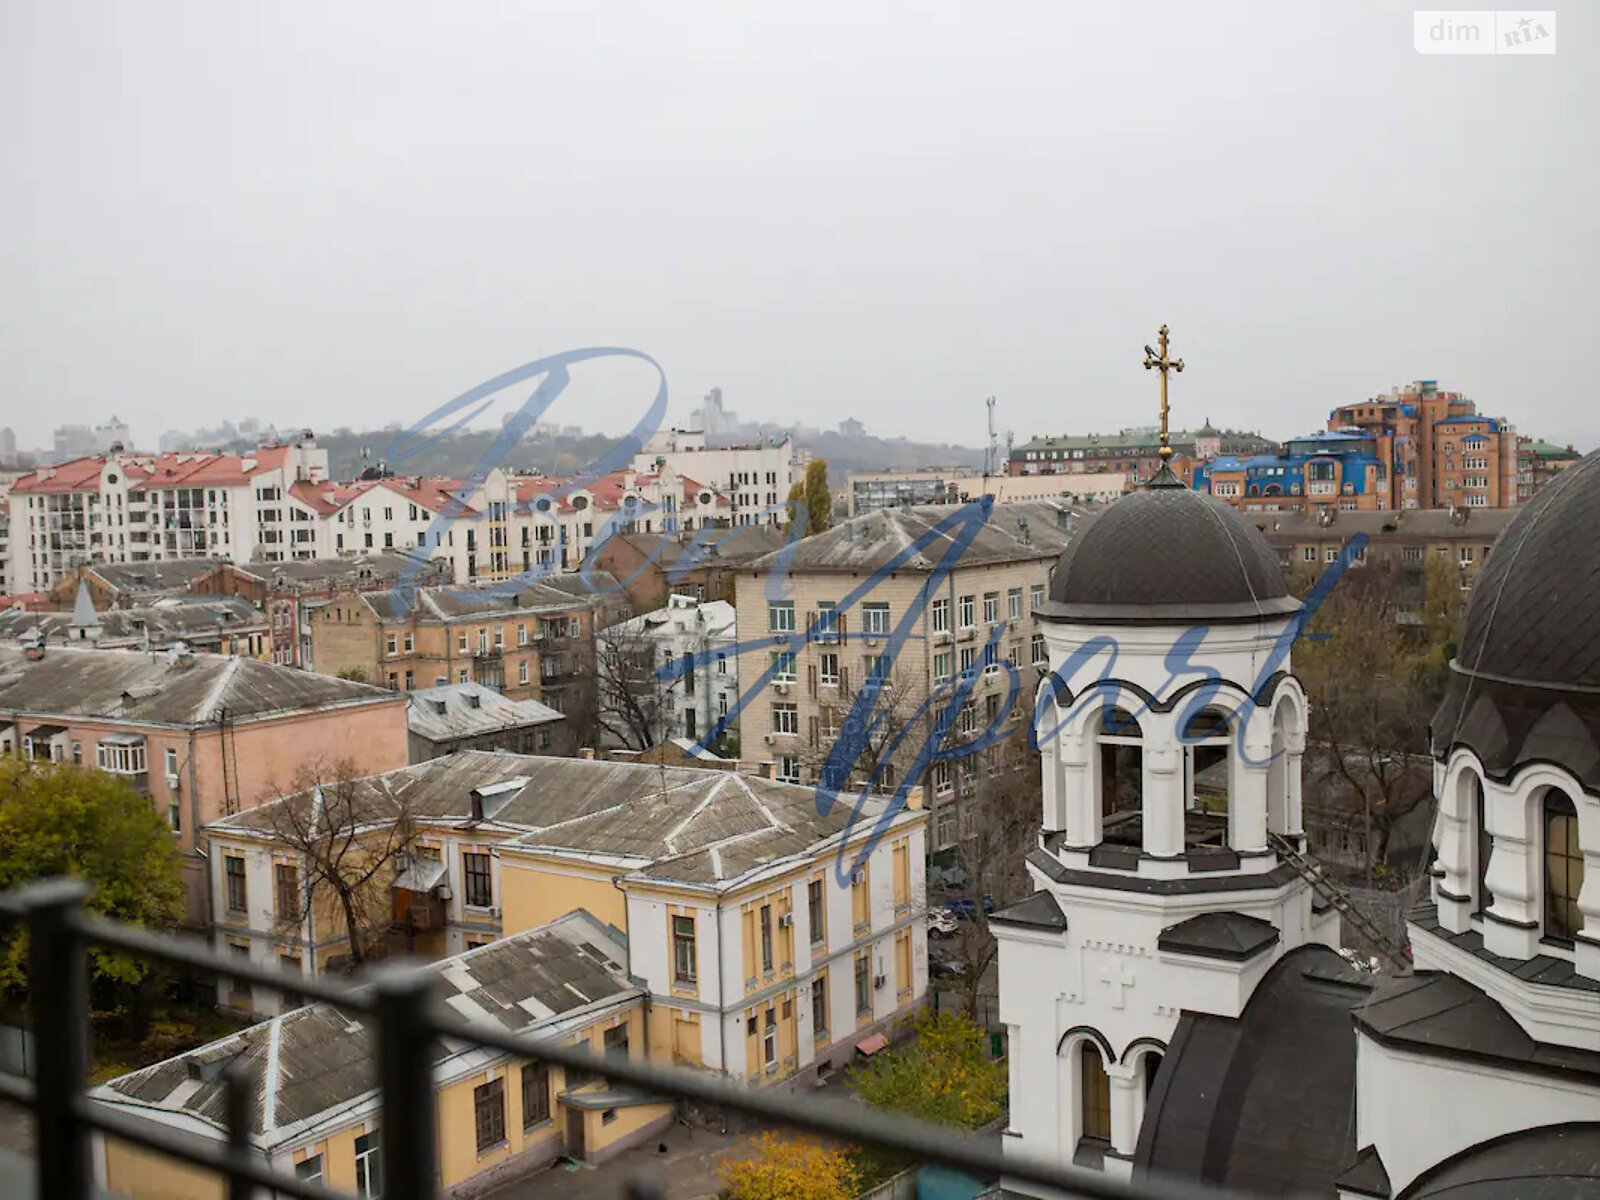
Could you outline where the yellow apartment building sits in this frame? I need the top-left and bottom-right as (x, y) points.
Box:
(91, 913), (669, 1198)
(733, 499), (1077, 848)
(200, 751), (930, 1088)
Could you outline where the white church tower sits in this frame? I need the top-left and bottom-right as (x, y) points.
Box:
(994, 329), (1339, 1186)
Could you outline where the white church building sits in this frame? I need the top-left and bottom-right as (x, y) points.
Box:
(995, 453), (1600, 1197)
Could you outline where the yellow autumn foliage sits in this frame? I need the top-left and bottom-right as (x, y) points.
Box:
(721, 1131), (860, 1200)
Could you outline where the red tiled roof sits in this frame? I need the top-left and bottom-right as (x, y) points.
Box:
(12, 446), (298, 494)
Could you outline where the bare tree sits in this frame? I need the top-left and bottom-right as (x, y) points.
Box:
(1293, 560), (1457, 875)
(946, 736), (1041, 1017)
(798, 664), (927, 794)
(262, 756), (415, 969)
(592, 621), (670, 750)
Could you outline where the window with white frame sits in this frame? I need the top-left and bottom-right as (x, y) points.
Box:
(862, 602), (890, 635)
(931, 597), (950, 633)
(933, 651), (952, 684)
(958, 595), (975, 627)
(768, 601), (795, 633)
(1031, 633), (1047, 665)
(770, 651), (796, 682)
(1007, 588), (1022, 620)
(777, 755), (801, 784)
(772, 704), (799, 736)
(983, 593), (998, 623)
(820, 652), (839, 685)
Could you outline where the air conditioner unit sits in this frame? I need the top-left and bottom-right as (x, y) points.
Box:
(873, 974), (887, 990)
(932, 630), (950, 645)
(850, 869), (865, 886)
(165, 773), (181, 790)
(763, 733), (776, 745)
(774, 682), (790, 695)
(863, 636), (879, 648)
(778, 913), (794, 929)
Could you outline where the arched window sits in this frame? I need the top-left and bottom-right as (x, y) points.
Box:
(1098, 706), (1143, 819)
(1544, 790), (1582, 941)
(1079, 1043), (1111, 1144)
(1141, 1051), (1164, 1101)
(1472, 773), (1493, 914)
(1183, 709), (1233, 841)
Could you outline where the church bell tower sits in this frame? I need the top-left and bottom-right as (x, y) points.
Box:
(993, 327), (1336, 1185)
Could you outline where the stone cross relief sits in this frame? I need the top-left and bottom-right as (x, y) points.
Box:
(1099, 960), (1136, 1009)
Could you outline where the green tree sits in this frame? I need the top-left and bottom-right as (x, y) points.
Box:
(335, 665), (369, 683)
(783, 460), (833, 536)
(722, 1133), (858, 1200)
(0, 759), (184, 1007)
(853, 1011), (1006, 1129)
(804, 458), (832, 535)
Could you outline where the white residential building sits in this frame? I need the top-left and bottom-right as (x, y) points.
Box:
(7, 436), (331, 593)
(634, 429), (799, 527)
(600, 594), (738, 748)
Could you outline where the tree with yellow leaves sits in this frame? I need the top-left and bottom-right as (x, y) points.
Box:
(853, 1011), (1006, 1130)
(721, 1132), (860, 1200)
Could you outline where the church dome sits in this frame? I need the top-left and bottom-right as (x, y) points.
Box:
(1045, 474), (1299, 623)
(1432, 448), (1600, 783)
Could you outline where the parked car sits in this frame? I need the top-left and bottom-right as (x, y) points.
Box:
(945, 895), (996, 919)
(927, 907), (959, 937)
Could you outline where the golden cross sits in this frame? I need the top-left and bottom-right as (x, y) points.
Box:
(1143, 324), (1185, 463)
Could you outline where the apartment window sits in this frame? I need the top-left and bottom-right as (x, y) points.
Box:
(1007, 588), (1022, 620)
(403, 632), (414, 652)
(851, 863), (870, 929)
(225, 856), (247, 913)
(777, 755), (801, 784)
(1303, 546), (1317, 562)
(717, 652), (728, 675)
(1460, 547), (1475, 566)
(164, 748), (178, 778)
(1032, 633), (1047, 665)
(770, 651), (797, 682)
(933, 651), (952, 684)
(808, 879), (825, 945)
(1402, 546), (1423, 563)
(958, 595), (975, 627)
(820, 652), (840, 686)
(354, 1130), (382, 1197)
(773, 703), (799, 736)
(759, 904), (775, 972)
(757, 1007), (777, 1068)
(958, 646), (975, 676)
(983, 593), (999, 623)
(463, 852), (493, 908)
(811, 973), (828, 1040)
(1545, 789), (1583, 941)
(474, 1077), (507, 1152)
(673, 915), (697, 983)
(1030, 584), (1044, 611)
(931, 597), (949, 633)
(769, 601), (795, 633)
(815, 600), (837, 639)
(295, 1156), (323, 1186)
(862, 602), (890, 635)
(855, 953), (871, 1014)
(518, 660), (529, 685)
(516, 623), (528, 646)
(1080, 1045), (1111, 1144)
(274, 863), (299, 921)
(521, 1062), (550, 1128)
(1324, 548), (1339, 564)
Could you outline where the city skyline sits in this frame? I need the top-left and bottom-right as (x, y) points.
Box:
(4, 3), (1595, 451)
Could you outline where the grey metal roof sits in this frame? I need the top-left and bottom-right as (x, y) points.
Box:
(741, 500), (1079, 575)
(0, 595), (267, 650)
(1135, 946), (1372, 1194)
(362, 572), (622, 623)
(1432, 450), (1600, 782)
(97, 911), (636, 1142)
(607, 526), (790, 570)
(1156, 912), (1280, 962)
(80, 559), (221, 595)
(1047, 480), (1299, 624)
(208, 750), (914, 891)
(406, 682), (564, 743)
(988, 891), (1068, 932)
(0, 644), (398, 726)
(1397, 1124), (1600, 1198)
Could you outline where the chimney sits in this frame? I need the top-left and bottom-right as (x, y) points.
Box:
(580, 747), (596, 760)
(757, 761), (775, 779)
(469, 789), (484, 822)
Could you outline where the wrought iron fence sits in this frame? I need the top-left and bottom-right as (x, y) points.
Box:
(0, 879), (1256, 1200)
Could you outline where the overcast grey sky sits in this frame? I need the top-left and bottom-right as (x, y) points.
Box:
(2, 2), (1594, 454)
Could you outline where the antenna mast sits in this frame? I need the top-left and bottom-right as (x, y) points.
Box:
(985, 396), (998, 479)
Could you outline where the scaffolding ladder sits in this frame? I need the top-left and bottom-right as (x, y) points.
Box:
(1268, 832), (1412, 973)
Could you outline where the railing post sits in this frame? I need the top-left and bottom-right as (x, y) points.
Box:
(26, 878), (93, 1200)
(372, 965), (439, 1200)
(223, 1061), (257, 1200)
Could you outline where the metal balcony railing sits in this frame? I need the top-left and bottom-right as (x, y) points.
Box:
(0, 879), (1254, 1200)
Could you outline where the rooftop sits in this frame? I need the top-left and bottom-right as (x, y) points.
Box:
(743, 499), (1079, 575)
(94, 911), (637, 1147)
(0, 644), (399, 727)
(406, 682), (564, 743)
(208, 750), (920, 892)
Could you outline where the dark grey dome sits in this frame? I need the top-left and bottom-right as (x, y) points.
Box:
(1399, 1123), (1600, 1198)
(1045, 476), (1299, 624)
(1454, 450), (1600, 688)
(1433, 449), (1600, 785)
